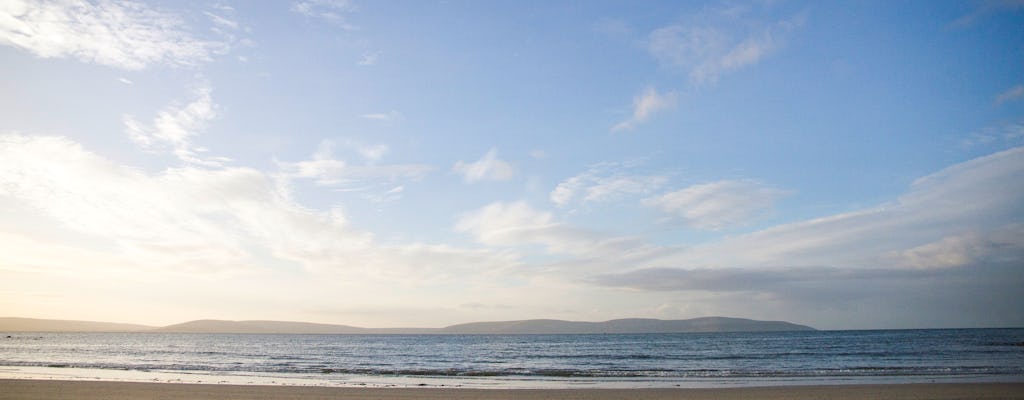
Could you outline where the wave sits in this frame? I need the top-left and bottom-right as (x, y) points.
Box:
(4, 361), (1022, 379)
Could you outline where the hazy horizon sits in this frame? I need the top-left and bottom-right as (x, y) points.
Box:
(1, 1), (1023, 331)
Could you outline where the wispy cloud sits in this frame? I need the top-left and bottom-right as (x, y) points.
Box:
(123, 85), (229, 167)
(995, 84), (1024, 105)
(0, 0), (225, 70)
(585, 149), (1024, 328)
(455, 201), (645, 257)
(949, 0), (1024, 28)
(204, 11), (239, 31)
(550, 162), (667, 207)
(358, 51), (380, 66)
(278, 140), (432, 190)
(637, 147), (1024, 272)
(961, 122), (1024, 148)
(0, 134), (509, 284)
(643, 180), (789, 230)
(361, 110), (402, 122)
(647, 6), (803, 84)
(611, 87), (677, 132)
(291, 0), (358, 30)
(453, 149), (515, 183)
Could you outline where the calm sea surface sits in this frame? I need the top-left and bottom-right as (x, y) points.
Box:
(1, 329), (1022, 388)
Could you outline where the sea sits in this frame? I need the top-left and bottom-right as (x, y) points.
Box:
(1, 329), (1022, 389)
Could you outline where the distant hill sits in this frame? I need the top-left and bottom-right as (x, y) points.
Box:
(0, 317), (153, 332)
(152, 319), (371, 334)
(3, 316), (814, 334)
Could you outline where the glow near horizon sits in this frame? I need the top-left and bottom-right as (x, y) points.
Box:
(0, 0), (1022, 330)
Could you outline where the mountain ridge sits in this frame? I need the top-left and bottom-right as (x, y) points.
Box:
(2, 316), (814, 334)
(0, 317), (155, 332)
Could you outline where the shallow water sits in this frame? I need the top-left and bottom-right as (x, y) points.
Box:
(1, 329), (1022, 388)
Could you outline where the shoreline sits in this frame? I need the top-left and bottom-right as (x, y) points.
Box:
(4, 365), (1023, 390)
(2, 379), (1024, 400)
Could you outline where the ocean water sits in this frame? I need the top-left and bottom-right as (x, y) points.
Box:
(1, 329), (1022, 388)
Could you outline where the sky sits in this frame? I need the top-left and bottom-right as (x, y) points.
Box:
(1, 0), (1022, 330)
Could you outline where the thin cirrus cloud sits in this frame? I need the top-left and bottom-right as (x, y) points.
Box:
(452, 149), (515, 183)
(361, 110), (402, 122)
(643, 180), (790, 230)
(960, 122), (1024, 148)
(994, 84), (1024, 105)
(123, 85), (231, 167)
(291, 0), (358, 30)
(949, 0), (1024, 28)
(611, 87), (677, 132)
(646, 6), (803, 84)
(455, 201), (646, 258)
(277, 140), (433, 190)
(627, 146), (1024, 273)
(550, 163), (668, 207)
(357, 51), (380, 66)
(0, 0), (226, 70)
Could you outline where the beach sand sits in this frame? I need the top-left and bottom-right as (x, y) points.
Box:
(2, 380), (1023, 400)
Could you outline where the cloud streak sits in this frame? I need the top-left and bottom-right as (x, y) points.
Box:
(455, 201), (647, 258)
(277, 140), (433, 192)
(291, 0), (358, 30)
(124, 85), (229, 167)
(611, 87), (676, 132)
(995, 84), (1024, 105)
(0, 0), (225, 70)
(600, 147), (1024, 273)
(550, 163), (668, 207)
(647, 6), (802, 84)
(453, 149), (515, 183)
(644, 180), (789, 230)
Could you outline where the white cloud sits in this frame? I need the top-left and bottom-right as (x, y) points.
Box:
(291, 0), (357, 29)
(455, 201), (645, 257)
(361, 110), (402, 122)
(0, 134), (511, 283)
(995, 84), (1024, 105)
(118, 77), (133, 85)
(204, 11), (238, 31)
(0, 0), (225, 70)
(356, 143), (388, 161)
(123, 85), (228, 167)
(643, 180), (789, 230)
(452, 149), (515, 183)
(589, 149), (1024, 328)
(961, 122), (1024, 148)
(893, 225), (1024, 269)
(277, 139), (432, 189)
(647, 7), (802, 84)
(950, 0), (1024, 28)
(358, 51), (379, 66)
(611, 87), (676, 132)
(550, 163), (667, 207)
(651, 147), (1024, 270)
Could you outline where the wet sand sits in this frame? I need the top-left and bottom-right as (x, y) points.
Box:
(2, 379), (1023, 400)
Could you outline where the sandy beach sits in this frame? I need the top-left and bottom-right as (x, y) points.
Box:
(2, 380), (1023, 400)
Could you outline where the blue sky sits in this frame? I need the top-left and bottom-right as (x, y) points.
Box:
(1, 0), (1022, 329)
